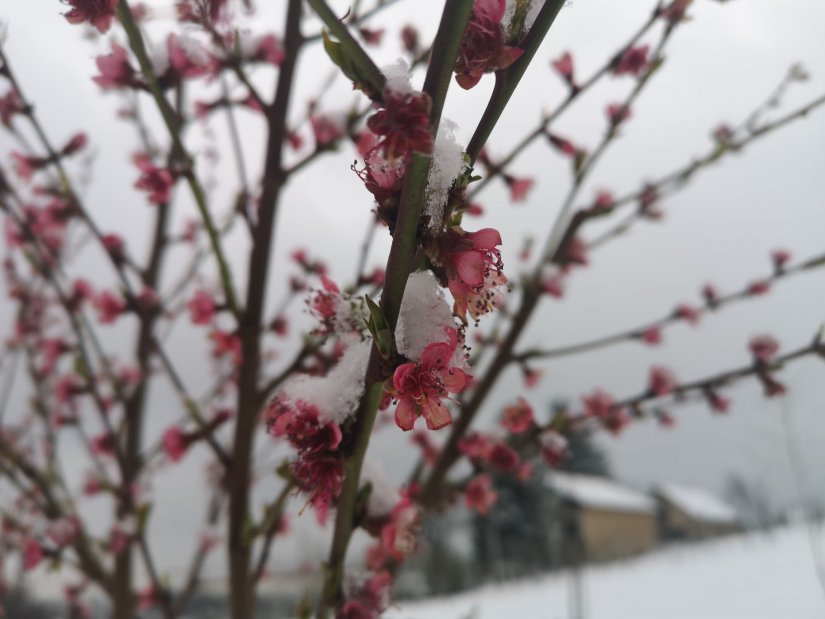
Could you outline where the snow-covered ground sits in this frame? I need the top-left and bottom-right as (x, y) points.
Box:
(387, 524), (825, 619)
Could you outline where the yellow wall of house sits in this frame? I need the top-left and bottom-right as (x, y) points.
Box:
(579, 509), (657, 561)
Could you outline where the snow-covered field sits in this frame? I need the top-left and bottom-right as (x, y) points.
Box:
(387, 524), (825, 619)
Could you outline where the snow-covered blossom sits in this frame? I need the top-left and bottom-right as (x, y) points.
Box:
(266, 398), (344, 524)
(395, 271), (462, 363)
(388, 329), (469, 431)
(425, 120), (466, 229)
(280, 339), (372, 425)
(539, 430), (568, 467)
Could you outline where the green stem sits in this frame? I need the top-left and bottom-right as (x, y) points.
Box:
(466, 0), (567, 162)
(306, 0), (386, 96)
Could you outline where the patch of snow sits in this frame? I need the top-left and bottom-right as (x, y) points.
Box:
(177, 34), (210, 66)
(546, 471), (655, 514)
(395, 272), (459, 362)
(656, 483), (740, 524)
(280, 339), (371, 424)
(382, 59), (413, 94)
(425, 119), (465, 230)
(388, 524), (825, 619)
(360, 458), (401, 518)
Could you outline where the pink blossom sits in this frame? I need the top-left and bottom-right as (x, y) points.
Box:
(61, 133), (87, 157)
(500, 398), (534, 433)
(94, 290), (125, 324)
(522, 366), (541, 388)
(167, 34), (211, 80)
(454, 0), (524, 89)
(310, 115), (344, 147)
(401, 25), (420, 55)
(749, 335), (779, 362)
(702, 283), (718, 307)
(465, 474), (497, 515)
(440, 227), (506, 321)
(639, 184), (664, 219)
(62, 0), (118, 33)
(252, 35), (284, 66)
(93, 44), (138, 90)
(747, 280), (771, 296)
(91, 432), (117, 456)
(367, 90), (433, 160)
(162, 426), (190, 462)
(659, 0), (693, 25)
(582, 389), (614, 418)
(649, 366), (678, 396)
(389, 333), (469, 431)
(134, 155), (175, 205)
(187, 290), (216, 325)
(551, 52), (575, 86)
(380, 495), (421, 560)
(109, 526), (131, 556)
(210, 330), (242, 365)
(0, 89), (25, 127)
(547, 132), (579, 157)
(504, 175), (534, 202)
(706, 389), (731, 413)
(47, 517), (81, 548)
(359, 27), (385, 46)
(136, 586), (160, 611)
(613, 45), (650, 77)
(675, 304), (701, 325)
(488, 442), (520, 472)
(713, 124), (734, 144)
(641, 326), (663, 345)
(22, 538), (43, 571)
(459, 432), (494, 461)
(266, 399), (344, 524)
(771, 249), (791, 272)
(607, 103), (632, 126)
(540, 430), (568, 467)
(541, 270), (565, 298)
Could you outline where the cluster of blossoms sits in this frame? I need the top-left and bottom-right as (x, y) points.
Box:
(265, 399), (344, 524)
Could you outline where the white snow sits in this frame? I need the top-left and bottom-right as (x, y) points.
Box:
(360, 458), (401, 518)
(546, 472), (656, 514)
(425, 119), (465, 230)
(279, 339), (371, 424)
(382, 59), (414, 94)
(656, 483), (740, 525)
(395, 272), (461, 363)
(387, 524), (825, 619)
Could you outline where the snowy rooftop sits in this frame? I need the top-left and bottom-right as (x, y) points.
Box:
(545, 472), (656, 515)
(655, 483), (740, 524)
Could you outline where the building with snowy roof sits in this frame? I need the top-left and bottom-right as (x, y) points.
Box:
(545, 472), (658, 563)
(653, 483), (742, 541)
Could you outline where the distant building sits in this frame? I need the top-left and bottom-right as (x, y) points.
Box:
(546, 472), (658, 563)
(654, 483), (741, 540)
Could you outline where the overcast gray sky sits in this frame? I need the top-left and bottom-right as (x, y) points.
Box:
(1, 0), (824, 593)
